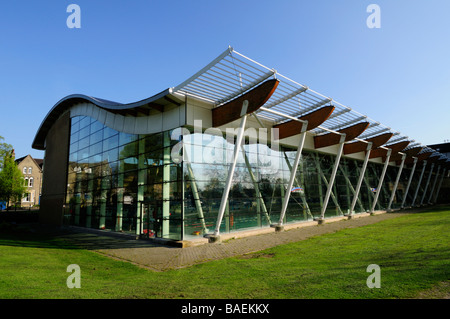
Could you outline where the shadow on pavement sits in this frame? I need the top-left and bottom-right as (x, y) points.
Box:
(0, 222), (170, 250)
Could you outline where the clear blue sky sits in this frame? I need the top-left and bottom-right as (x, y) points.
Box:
(1, 0), (449, 159)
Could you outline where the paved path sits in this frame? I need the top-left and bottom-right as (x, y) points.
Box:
(58, 210), (418, 272)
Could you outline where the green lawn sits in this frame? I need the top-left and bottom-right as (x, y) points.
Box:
(0, 206), (449, 299)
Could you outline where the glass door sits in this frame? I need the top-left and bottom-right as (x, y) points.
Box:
(140, 201), (161, 239)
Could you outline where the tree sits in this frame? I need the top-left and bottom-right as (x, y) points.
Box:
(0, 135), (12, 171)
(0, 138), (26, 209)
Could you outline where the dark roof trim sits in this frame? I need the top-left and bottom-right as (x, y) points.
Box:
(32, 89), (181, 150)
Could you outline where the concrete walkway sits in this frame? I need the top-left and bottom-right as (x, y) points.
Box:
(57, 210), (418, 272)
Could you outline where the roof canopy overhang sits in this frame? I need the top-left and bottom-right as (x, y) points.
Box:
(33, 46), (450, 164)
(172, 47), (447, 161)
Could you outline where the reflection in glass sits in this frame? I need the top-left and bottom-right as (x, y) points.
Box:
(66, 116), (183, 240)
(65, 115), (395, 241)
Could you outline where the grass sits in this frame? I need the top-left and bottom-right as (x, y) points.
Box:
(0, 206), (449, 299)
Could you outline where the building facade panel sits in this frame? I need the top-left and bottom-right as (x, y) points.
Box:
(40, 111), (71, 225)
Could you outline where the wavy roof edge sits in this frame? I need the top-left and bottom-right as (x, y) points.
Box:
(32, 89), (174, 150)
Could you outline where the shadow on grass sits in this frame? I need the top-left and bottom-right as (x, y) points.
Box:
(418, 204), (450, 213)
(389, 204), (450, 215)
(0, 222), (168, 251)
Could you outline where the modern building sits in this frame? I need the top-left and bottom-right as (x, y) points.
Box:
(15, 154), (43, 208)
(428, 142), (450, 203)
(428, 142), (450, 159)
(32, 47), (450, 243)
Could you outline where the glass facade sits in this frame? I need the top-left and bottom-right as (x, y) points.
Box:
(66, 115), (183, 240)
(65, 115), (410, 241)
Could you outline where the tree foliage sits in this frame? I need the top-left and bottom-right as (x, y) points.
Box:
(0, 135), (12, 171)
(0, 136), (26, 208)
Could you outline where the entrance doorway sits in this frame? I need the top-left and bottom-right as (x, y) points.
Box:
(140, 201), (162, 239)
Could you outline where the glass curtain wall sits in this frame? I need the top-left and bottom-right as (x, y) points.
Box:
(66, 115), (183, 240)
(416, 165), (436, 205)
(181, 127), (401, 239)
(182, 128), (288, 237)
(393, 167), (412, 208)
(65, 117), (403, 241)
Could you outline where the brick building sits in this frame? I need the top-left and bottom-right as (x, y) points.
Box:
(15, 155), (43, 207)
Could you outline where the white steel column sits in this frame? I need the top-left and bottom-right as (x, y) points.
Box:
(339, 165), (364, 213)
(428, 165), (441, 204)
(411, 160), (427, 207)
(241, 144), (271, 225)
(316, 159), (344, 216)
(186, 161), (208, 233)
(370, 148), (392, 213)
(387, 153), (406, 211)
(349, 142), (372, 216)
(74, 173), (81, 225)
(318, 134), (346, 221)
(276, 121), (308, 228)
(136, 137), (146, 235)
(116, 167), (124, 231)
(162, 132), (171, 237)
(420, 162), (435, 205)
(432, 168), (447, 203)
(183, 146), (208, 234)
(283, 152), (312, 218)
(212, 101), (249, 239)
(401, 157), (418, 209)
